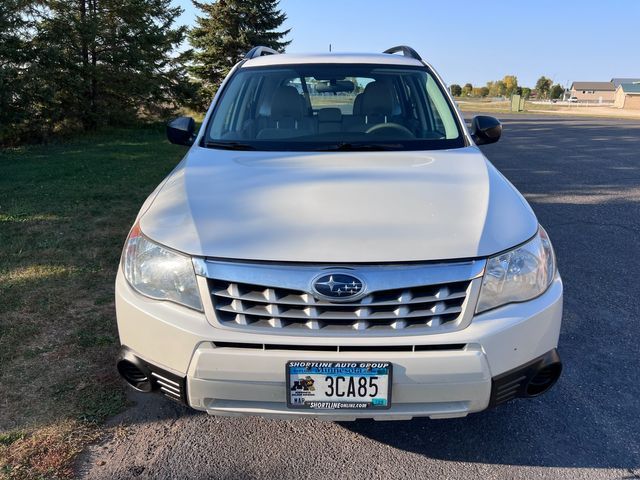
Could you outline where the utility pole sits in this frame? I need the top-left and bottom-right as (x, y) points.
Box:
(329, 43), (332, 52)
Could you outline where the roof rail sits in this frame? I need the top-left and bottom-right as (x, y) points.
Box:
(244, 46), (279, 60)
(383, 45), (422, 61)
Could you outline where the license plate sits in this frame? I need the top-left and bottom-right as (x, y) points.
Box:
(286, 361), (392, 410)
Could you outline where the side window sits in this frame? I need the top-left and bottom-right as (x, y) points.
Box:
(209, 75), (260, 138)
(232, 76), (264, 131)
(222, 87), (243, 132)
(426, 94), (445, 133)
(425, 75), (458, 139)
(396, 79), (415, 119)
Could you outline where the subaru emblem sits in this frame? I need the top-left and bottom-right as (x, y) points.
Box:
(312, 273), (365, 302)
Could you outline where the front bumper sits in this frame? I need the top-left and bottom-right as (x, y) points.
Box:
(115, 270), (563, 420)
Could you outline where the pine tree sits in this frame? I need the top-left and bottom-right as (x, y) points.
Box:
(34, 0), (194, 132)
(189, 0), (291, 104)
(0, 0), (38, 144)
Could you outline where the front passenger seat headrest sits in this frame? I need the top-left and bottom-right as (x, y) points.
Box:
(361, 82), (394, 117)
(270, 86), (305, 119)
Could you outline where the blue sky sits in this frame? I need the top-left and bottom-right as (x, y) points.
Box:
(174, 0), (639, 88)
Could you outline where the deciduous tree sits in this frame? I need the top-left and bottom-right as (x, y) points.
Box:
(503, 75), (518, 97)
(488, 80), (506, 97)
(535, 76), (552, 99)
(550, 84), (565, 100)
(449, 84), (462, 96)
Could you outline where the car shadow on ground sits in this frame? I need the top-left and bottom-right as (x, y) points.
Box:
(340, 391), (634, 470)
(341, 115), (640, 471)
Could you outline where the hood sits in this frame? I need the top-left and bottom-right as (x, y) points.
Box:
(139, 146), (537, 263)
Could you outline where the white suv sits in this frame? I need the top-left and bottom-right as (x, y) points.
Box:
(116, 46), (562, 420)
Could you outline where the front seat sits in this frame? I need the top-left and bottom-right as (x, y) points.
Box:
(360, 82), (394, 125)
(345, 82), (395, 132)
(256, 86), (313, 139)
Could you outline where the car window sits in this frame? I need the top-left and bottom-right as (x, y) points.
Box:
(205, 64), (465, 151)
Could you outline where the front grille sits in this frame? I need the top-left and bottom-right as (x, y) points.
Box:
(209, 279), (471, 333)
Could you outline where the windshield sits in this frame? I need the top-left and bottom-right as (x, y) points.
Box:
(203, 64), (466, 151)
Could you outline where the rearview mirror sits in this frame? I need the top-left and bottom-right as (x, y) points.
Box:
(167, 116), (195, 146)
(316, 80), (355, 93)
(471, 115), (502, 145)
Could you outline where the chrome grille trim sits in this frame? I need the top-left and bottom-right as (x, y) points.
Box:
(210, 280), (468, 330)
(210, 286), (468, 306)
(195, 259), (485, 336)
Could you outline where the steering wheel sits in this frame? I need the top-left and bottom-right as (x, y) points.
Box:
(365, 123), (415, 138)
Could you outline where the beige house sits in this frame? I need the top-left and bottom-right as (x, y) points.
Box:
(614, 83), (640, 109)
(569, 82), (616, 102)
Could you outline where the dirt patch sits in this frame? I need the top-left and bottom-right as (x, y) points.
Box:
(0, 421), (100, 480)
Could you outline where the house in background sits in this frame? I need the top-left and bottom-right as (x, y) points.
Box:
(569, 81), (616, 102)
(611, 78), (640, 88)
(614, 83), (640, 109)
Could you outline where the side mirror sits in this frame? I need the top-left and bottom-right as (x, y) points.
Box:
(167, 116), (196, 146)
(471, 115), (502, 145)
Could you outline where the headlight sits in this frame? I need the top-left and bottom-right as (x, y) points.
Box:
(476, 227), (556, 313)
(122, 223), (203, 311)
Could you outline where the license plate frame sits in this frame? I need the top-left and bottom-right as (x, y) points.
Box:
(286, 361), (392, 410)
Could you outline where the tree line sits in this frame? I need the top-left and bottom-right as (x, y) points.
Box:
(0, 0), (290, 146)
(449, 75), (564, 100)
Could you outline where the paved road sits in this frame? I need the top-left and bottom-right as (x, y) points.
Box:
(79, 115), (640, 480)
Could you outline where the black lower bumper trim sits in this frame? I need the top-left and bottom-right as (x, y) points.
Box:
(117, 346), (188, 406)
(489, 349), (562, 407)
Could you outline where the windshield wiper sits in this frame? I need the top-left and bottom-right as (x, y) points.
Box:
(203, 141), (404, 151)
(316, 142), (403, 151)
(203, 141), (256, 150)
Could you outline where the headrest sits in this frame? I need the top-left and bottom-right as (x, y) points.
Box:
(361, 82), (394, 116)
(317, 108), (342, 122)
(271, 86), (304, 118)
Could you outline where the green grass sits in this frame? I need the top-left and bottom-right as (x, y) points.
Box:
(455, 98), (512, 113)
(0, 433), (25, 447)
(0, 126), (186, 478)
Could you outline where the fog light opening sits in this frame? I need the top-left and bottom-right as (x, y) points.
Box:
(117, 359), (153, 393)
(525, 363), (562, 397)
